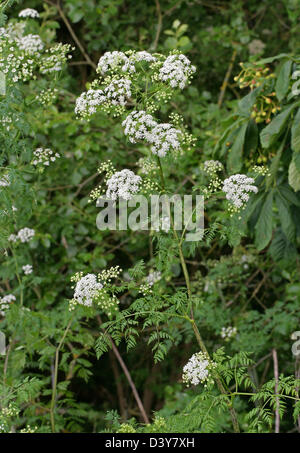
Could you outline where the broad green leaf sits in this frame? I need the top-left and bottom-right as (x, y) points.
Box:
(260, 104), (297, 148)
(288, 160), (300, 192)
(275, 193), (295, 241)
(238, 86), (262, 117)
(293, 152), (300, 172)
(255, 53), (291, 64)
(275, 60), (292, 101)
(291, 108), (300, 153)
(227, 122), (248, 172)
(255, 191), (274, 250)
(244, 119), (258, 156)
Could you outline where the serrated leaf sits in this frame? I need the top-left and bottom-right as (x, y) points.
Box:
(276, 60), (292, 101)
(288, 160), (300, 192)
(255, 191), (274, 250)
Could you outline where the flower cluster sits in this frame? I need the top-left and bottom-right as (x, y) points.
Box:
(18, 8), (40, 19)
(97, 50), (156, 75)
(222, 174), (258, 211)
(31, 147), (60, 167)
(146, 271), (162, 286)
(203, 160), (223, 175)
(37, 88), (58, 105)
(75, 78), (131, 119)
(122, 110), (157, 143)
(106, 169), (141, 200)
(71, 273), (103, 308)
(221, 326), (237, 340)
(150, 123), (181, 157)
(22, 264), (33, 275)
(39, 43), (73, 74)
(252, 165), (270, 176)
(9, 227), (35, 243)
(157, 53), (196, 89)
(18, 34), (44, 55)
(70, 267), (121, 314)
(182, 352), (216, 387)
(122, 110), (183, 157)
(0, 294), (15, 316)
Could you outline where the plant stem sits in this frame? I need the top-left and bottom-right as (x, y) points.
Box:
(156, 156), (240, 432)
(50, 316), (73, 433)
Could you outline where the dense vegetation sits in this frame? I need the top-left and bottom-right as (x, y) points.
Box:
(0, 0), (300, 433)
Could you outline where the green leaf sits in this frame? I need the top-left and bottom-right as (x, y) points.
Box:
(275, 60), (292, 101)
(288, 161), (300, 192)
(293, 152), (300, 172)
(238, 86), (262, 117)
(291, 108), (300, 154)
(255, 191), (274, 250)
(260, 104), (297, 148)
(244, 119), (258, 156)
(275, 193), (295, 241)
(227, 122), (248, 172)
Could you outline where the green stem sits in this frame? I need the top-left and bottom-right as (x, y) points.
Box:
(156, 156), (240, 433)
(50, 316), (73, 433)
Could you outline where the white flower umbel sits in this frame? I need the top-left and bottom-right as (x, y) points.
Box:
(17, 227), (35, 243)
(106, 169), (141, 200)
(0, 294), (15, 316)
(104, 78), (132, 107)
(122, 110), (157, 143)
(22, 264), (33, 275)
(222, 174), (258, 210)
(221, 326), (237, 340)
(75, 89), (106, 118)
(182, 352), (216, 387)
(133, 51), (156, 63)
(149, 123), (181, 157)
(158, 54), (196, 89)
(18, 9), (40, 19)
(32, 148), (60, 166)
(203, 160), (223, 175)
(18, 34), (44, 55)
(39, 43), (73, 74)
(146, 271), (162, 286)
(72, 273), (103, 307)
(97, 51), (156, 75)
(97, 51), (135, 75)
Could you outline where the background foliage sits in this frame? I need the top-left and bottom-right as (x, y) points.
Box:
(0, 0), (300, 433)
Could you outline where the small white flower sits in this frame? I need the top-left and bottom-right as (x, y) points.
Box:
(18, 9), (40, 19)
(0, 294), (15, 316)
(158, 54), (196, 89)
(106, 169), (141, 200)
(17, 227), (35, 243)
(22, 264), (33, 275)
(149, 123), (181, 157)
(223, 174), (258, 210)
(145, 271), (161, 286)
(32, 148), (60, 167)
(221, 326), (237, 340)
(182, 352), (216, 386)
(18, 34), (44, 55)
(122, 110), (157, 143)
(73, 273), (103, 307)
